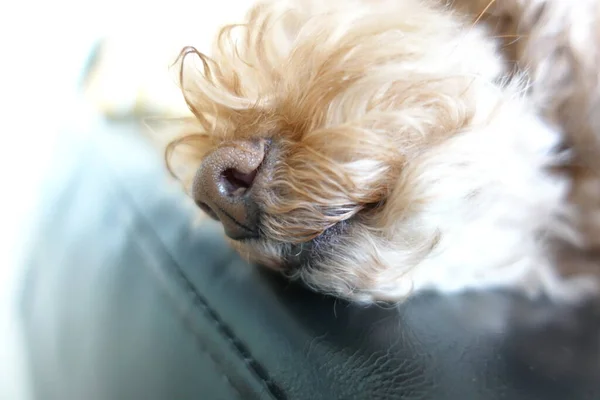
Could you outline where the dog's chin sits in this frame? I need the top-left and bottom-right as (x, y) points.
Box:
(229, 218), (355, 275)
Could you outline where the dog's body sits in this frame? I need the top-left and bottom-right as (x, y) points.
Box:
(167, 0), (600, 303)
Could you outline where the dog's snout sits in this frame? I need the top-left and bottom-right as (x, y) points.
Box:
(192, 140), (266, 240)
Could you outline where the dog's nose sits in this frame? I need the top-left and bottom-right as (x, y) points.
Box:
(192, 140), (266, 240)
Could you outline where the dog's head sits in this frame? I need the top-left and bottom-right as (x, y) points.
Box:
(166, 0), (552, 301)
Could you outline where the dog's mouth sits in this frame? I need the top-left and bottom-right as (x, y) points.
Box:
(282, 218), (355, 271)
(229, 215), (354, 274)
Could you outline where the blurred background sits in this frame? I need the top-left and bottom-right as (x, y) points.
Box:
(0, 1), (250, 398)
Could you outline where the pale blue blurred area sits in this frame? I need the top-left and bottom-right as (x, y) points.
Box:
(0, 2), (236, 398)
(0, 7), (102, 398)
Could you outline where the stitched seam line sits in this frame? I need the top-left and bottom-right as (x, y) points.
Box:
(103, 156), (287, 400)
(127, 226), (246, 400)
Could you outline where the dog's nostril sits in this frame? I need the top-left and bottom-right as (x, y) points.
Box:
(221, 168), (258, 197)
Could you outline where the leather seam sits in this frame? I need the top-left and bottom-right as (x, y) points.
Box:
(103, 156), (287, 400)
(126, 229), (247, 400)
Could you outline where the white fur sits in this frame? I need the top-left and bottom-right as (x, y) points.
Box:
(301, 82), (595, 302)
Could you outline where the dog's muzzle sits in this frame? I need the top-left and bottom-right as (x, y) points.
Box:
(192, 139), (267, 240)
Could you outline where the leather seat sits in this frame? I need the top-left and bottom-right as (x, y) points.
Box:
(19, 113), (600, 400)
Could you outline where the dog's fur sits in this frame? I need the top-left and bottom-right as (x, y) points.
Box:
(166, 0), (600, 303)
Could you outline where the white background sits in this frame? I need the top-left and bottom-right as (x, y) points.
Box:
(0, 1), (251, 398)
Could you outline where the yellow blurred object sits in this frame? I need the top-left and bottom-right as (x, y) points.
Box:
(84, 38), (191, 119)
(82, 2), (250, 120)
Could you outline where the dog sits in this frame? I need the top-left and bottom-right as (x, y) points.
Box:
(165, 0), (600, 303)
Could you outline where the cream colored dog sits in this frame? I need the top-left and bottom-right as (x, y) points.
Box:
(166, 0), (600, 303)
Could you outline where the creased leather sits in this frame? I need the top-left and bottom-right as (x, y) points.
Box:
(19, 118), (600, 400)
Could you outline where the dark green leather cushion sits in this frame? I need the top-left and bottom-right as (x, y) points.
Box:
(19, 115), (600, 400)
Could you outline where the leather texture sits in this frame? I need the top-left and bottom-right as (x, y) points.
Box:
(19, 114), (600, 400)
